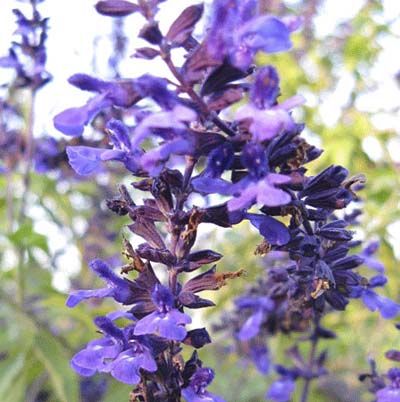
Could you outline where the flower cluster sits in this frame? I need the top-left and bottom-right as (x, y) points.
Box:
(216, 219), (398, 401)
(360, 324), (400, 402)
(0, 1), (51, 174)
(0, 1), (51, 90)
(51, 0), (395, 401)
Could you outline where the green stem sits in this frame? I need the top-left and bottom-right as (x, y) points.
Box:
(18, 90), (36, 223)
(16, 89), (37, 306)
(300, 326), (319, 402)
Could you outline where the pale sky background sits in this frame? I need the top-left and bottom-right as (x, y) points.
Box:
(0, 0), (399, 289)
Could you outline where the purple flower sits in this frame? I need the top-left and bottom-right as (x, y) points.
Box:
(249, 344), (270, 374)
(54, 93), (112, 136)
(228, 172), (291, 211)
(202, 143), (235, 178)
(125, 105), (196, 176)
(246, 213), (290, 246)
(71, 316), (157, 385)
(228, 143), (291, 210)
(207, 0), (298, 70)
(266, 377), (295, 402)
(131, 104), (196, 144)
(66, 259), (134, 307)
(192, 143), (292, 211)
(231, 15), (294, 69)
(34, 137), (60, 173)
(134, 284), (192, 341)
(350, 275), (400, 319)
(236, 95), (305, 142)
(361, 241), (385, 273)
(376, 368), (400, 402)
(66, 146), (105, 176)
(182, 368), (226, 402)
(0, 8), (51, 89)
(110, 346), (157, 384)
(235, 295), (274, 341)
(250, 66), (280, 109)
(0, 49), (22, 70)
(54, 74), (140, 136)
(66, 119), (142, 175)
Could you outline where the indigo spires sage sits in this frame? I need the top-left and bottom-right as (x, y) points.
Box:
(52, 1), (395, 401)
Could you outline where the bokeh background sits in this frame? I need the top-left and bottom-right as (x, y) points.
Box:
(0, 0), (400, 401)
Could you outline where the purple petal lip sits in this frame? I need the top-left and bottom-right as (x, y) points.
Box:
(134, 309), (191, 341)
(66, 146), (105, 176)
(53, 94), (111, 136)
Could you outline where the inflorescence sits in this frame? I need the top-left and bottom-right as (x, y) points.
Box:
(47, 1), (400, 401)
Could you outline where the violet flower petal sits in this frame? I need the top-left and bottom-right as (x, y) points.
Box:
(237, 309), (263, 341)
(266, 378), (295, 402)
(247, 213), (290, 245)
(134, 309), (191, 341)
(110, 349), (157, 385)
(54, 94), (111, 136)
(66, 287), (114, 308)
(256, 179), (291, 207)
(71, 338), (121, 373)
(192, 177), (232, 196)
(66, 146), (105, 175)
(376, 387), (400, 402)
(182, 387), (226, 402)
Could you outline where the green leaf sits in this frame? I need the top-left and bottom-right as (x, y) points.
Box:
(33, 330), (78, 402)
(8, 222), (49, 254)
(1, 371), (27, 402)
(0, 353), (26, 400)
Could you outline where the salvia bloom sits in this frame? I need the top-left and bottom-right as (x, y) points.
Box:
(0, 4), (51, 89)
(0, 1), (54, 175)
(360, 324), (400, 402)
(53, 1), (394, 401)
(215, 210), (397, 399)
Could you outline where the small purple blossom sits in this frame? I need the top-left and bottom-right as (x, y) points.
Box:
(246, 213), (290, 246)
(236, 94), (305, 142)
(376, 368), (400, 402)
(350, 275), (400, 319)
(182, 368), (226, 402)
(361, 240), (385, 273)
(66, 259), (133, 307)
(249, 344), (270, 374)
(266, 376), (296, 402)
(54, 93), (112, 136)
(71, 316), (157, 385)
(228, 172), (291, 211)
(250, 66), (280, 109)
(235, 295), (274, 341)
(207, 0), (299, 70)
(66, 119), (142, 175)
(34, 137), (61, 173)
(53, 73), (141, 136)
(134, 284), (192, 341)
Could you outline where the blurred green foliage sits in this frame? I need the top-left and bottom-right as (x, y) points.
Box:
(0, 0), (399, 401)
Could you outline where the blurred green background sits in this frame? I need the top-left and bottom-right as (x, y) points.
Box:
(0, 0), (399, 401)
